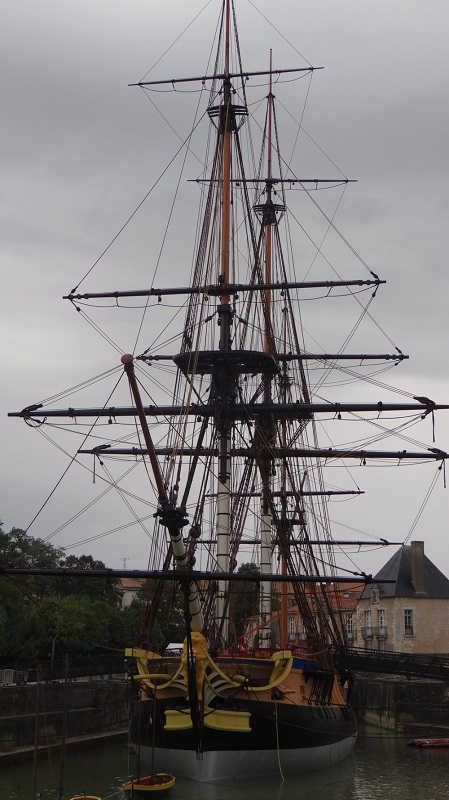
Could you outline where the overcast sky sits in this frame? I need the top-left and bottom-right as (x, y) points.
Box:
(2, 0), (449, 578)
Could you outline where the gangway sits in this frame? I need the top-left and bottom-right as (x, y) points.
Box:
(333, 646), (449, 681)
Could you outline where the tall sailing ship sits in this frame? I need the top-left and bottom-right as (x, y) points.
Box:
(10, 0), (449, 784)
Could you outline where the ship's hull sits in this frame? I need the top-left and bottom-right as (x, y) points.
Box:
(130, 696), (357, 782)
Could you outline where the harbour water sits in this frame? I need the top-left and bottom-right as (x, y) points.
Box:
(1, 726), (448, 800)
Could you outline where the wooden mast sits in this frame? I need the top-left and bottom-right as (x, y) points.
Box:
(220, 0), (231, 302)
(264, 50), (273, 356)
(216, 0), (232, 645)
(259, 52), (275, 652)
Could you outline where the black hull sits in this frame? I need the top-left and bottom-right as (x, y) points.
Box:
(130, 697), (357, 780)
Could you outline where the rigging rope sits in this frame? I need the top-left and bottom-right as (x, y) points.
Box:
(138, 0), (216, 83)
(69, 113), (209, 294)
(404, 465), (445, 544)
(21, 372), (123, 538)
(133, 82), (210, 355)
(275, 701), (285, 780)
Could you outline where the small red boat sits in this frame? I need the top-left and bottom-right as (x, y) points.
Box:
(408, 738), (449, 748)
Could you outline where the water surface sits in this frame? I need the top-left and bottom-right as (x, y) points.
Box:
(1, 727), (448, 800)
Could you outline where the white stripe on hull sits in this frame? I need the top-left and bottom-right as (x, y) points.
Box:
(134, 735), (357, 782)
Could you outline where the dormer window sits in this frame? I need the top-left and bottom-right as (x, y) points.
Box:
(370, 587), (379, 605)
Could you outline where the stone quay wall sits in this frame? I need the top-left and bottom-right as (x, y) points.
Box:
(351, 675), (449, 735)
(0, 679), (130, 754)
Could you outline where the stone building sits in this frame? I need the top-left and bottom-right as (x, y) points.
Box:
(117, 576), (144, 608)
(244, 542), (449, 655)
(356, 540), (449, 653)
(244, 581), (361, 653)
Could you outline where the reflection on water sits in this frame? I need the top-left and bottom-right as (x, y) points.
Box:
(1, 726), (448, 800)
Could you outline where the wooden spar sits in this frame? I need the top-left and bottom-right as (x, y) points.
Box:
(121, 354), (167, 503)
(15, 400), (449, 421)
(97, 446), (447, 460)
(129, 66), (320, 88)
(64, 277), (384, 301)
(121, 354), (204, 633)
(0, 567), (382, 583)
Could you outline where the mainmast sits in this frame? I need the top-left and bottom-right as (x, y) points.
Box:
(259, 53), (275, 652)
(215, 0), (233, 645)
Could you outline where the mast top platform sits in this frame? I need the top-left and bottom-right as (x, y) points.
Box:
(174, 350), (279, 377)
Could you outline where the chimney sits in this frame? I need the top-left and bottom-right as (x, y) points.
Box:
(411, 540), (426, 594)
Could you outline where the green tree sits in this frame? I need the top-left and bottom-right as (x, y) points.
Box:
(0, 522), (63, 660)
(0, 524), (65, 601)
(57, 554), (120, 605)
(232, 562), (260, 637)
(0, 521), (135, 662)
(0, 525), (64, 568)
(135, 581), (186, 649)
(106, 603), (140, 649)
(38, 595), (111, 655)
